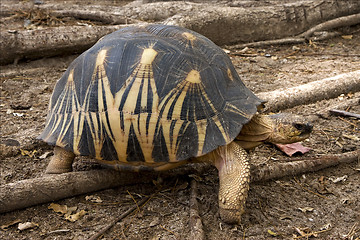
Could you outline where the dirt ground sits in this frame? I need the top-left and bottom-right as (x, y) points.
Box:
(1, 1), (360, 239)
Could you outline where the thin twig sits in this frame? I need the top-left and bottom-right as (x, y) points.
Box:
(330, 109), (360, 119)
(342, 222), (359, 240)
(88, 195), (151, 240)
(160, 224), (178, 238)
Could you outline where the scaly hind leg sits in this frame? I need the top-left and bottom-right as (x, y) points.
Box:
(213, 142), (250, 224)
(45, 146), (75, 174)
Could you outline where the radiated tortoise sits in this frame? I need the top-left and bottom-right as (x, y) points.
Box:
(39, 24), (312, 224)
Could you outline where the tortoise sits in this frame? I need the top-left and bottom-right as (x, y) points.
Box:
(38, 24), (312, 224)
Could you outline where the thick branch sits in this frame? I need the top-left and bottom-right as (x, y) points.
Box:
(251, 150), (359, 182)
(1, 151), (358, 214)
(257, 70), (360, 112)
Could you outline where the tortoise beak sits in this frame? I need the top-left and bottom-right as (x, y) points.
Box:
(293, 122), (313, 135)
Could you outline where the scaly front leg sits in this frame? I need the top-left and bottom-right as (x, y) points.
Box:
(214, 142), (250, 224)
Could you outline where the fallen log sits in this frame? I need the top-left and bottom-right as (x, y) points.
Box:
(257, 70), (360, 112)
(1, 151), (358, 214)
(229, 13), (360, 49)
(0, 24), (147, 65)
(165, 0), (360, 45)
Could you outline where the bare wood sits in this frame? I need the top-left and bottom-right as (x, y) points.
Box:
(257, 70), (360, 112)
(189, 179), (205, 240)
(1, 151), (358, 213)
(251, 150), (359, 182)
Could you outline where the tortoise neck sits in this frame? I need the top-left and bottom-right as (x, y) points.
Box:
(235, 114), (273, 150)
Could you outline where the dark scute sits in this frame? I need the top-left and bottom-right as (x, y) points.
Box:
(100, 132), (119, 161)
(37, 112), (56, 142)
(202, 118), (226, 154)
(152, 125), (170, 162)
(176, 122), (198, 161)
(63, 115), (74, 151)
(126, 124), (145, 162)
(134, 73), (145, 114)
(78, 120), (92, 156)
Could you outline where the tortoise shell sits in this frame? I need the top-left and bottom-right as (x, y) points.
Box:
(39, 24), (262, 166)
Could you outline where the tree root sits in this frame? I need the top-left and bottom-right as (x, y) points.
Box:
(189, 179), (205, 240)
(1, 151), (358, 214)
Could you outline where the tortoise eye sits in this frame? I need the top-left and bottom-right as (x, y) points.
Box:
(293, 123), (313, 133)
(293, 123), (304, 131)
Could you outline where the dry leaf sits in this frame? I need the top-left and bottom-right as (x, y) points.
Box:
(341, 35), (353, 40)
(48, 203), (77, 215)
(329, 175), (348, 183)
(39, 151), (51, 159)
(298, 207), (314, 213)
(18, 222), (38, 231)
(1, 219), (21, 230)
(65, 210), (87, 222)
(279, 215), (292, 220)
(267, 229), (278, 236)
(85, 195), (103, 203)
(276, 142), (311, 156)
(20, 149), (37, 157)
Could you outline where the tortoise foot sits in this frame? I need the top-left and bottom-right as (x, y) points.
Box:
(45, 146), (75, 174)
(219, 208), (243, 225)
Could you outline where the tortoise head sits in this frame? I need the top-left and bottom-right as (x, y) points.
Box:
(236, 113), (312, 149)
(266, 113), (313, 144)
